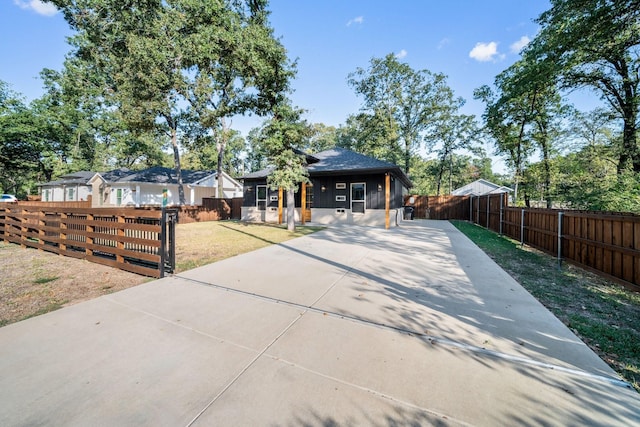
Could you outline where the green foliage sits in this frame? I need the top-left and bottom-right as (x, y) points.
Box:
(0, 81), (49, 196)
(528, 0), (640, 172)
(258, 104), (312, 192)
(347, 54), (451, 173)
(409, 154), (498, 195)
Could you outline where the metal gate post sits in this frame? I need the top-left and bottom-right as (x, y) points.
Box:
(557, 211), (563, 268)
(159, 207), (166, 278)
(499, 194), (504, 235)
(486, 194), (490, 229)
(469, 196), (473, 222)
(520, 208), (525, 247)
(169, 210), (176, 273)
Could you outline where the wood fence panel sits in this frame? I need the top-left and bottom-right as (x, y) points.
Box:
(0, 205), (169, 278)
(403, 195), (470, 220)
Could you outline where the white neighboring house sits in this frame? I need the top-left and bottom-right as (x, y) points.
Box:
(451, 179), (513, 197)
(39, 171), (95, 202)
(88, 167), (243, 208)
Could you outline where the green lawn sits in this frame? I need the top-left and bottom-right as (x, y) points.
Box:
(175, 220), (324, 272)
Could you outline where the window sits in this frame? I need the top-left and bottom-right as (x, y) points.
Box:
(257, 185), (267, 211)
(351, 183), (365, 214)
(116, 188), (123, 206)
(68, 188), (75, 201)
(44, 189), (49, 202)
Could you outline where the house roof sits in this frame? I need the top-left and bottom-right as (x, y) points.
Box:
(451, 178), (513, 196)
(87, 167), (227, 186)
(242, 148), (413, 188)
(111, 167), (215, 185)
(39, 171), (96, 187)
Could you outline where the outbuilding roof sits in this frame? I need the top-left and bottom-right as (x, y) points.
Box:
(451, 178), (513, 196)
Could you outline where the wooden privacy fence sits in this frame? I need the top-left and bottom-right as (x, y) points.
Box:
(177, 197), (243, 224)
(466, 195), (640, 293)
(496, 207), (640, 292)
(404, 195), (472, 219)
(405, 193), (640, 292)
(0, 204), (177, 278)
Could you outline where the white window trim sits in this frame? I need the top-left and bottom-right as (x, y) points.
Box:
(351, 182), (366, 214)
(257, 185), (267, 211)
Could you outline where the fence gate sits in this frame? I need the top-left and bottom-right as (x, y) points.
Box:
(160, 209), (178, 277)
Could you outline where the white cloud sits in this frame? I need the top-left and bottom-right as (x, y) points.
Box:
(469, 41), (500, 62)
(395, 49), (407, 59)
(13, 0), (58, 16)
(347, 16), (364, 26)
(437, 38), (451, 50)
(510, 35), (530, 53)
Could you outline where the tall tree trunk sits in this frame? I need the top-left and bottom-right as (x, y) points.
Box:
(217, 118), (228, 199)
(286, 188), (295, 231)
(166, 116), (185, 206)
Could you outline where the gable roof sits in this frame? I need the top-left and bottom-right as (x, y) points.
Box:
(241, 147), (413, 188)
(451, 179), (513, 196)
(89, 167), (223, 186)
(39, 171), (96, 187)
(112, 167), (215, 185)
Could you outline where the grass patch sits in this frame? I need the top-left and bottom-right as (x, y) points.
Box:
(33, 276), (59, 285)
(175, 220), (323, 272)
(452, 220), (640, 393)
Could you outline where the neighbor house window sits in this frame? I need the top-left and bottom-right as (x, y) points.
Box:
(257, 185), (267, 211)
(68, 188), (74, 200)
(44, 189), (49, 202)
(351, 183), (365, 213)
(116, 188), (123, 206)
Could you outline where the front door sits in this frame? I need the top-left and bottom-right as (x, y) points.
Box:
(304, 183), (313, 222)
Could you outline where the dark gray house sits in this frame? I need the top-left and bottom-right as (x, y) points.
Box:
(241, 147), (412, 228)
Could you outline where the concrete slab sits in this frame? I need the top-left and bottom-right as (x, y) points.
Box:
(265, 309), (640, 426)
(106, 275), (304, 351)
(0, 294), (260, 426)
(1, 220), (639, 426)
(312, 221), (615, 376)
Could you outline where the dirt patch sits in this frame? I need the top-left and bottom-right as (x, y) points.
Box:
(0, 243), (148, 326)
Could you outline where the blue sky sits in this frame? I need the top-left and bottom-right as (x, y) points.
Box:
(1, 0), (562, 172)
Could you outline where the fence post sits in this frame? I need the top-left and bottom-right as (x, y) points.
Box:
(520, 208), (525, 247)
(476, 196), (480, 224)
(557, 211), (563, 268)
(469, 196), (473, 222)
(160, 207), (166, 278)
(486, 194), (490, 229)
(499, 194), (504, 236)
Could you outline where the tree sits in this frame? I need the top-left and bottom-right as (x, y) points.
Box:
(336, 112), (401, 165)
(474, 57), (567, 206)
(254, 103), (312, 231)
(0, 82), (44, 195)
(306, 123), (338, 153)
(50, 0), (292, 204)
(528, 0), (640, 173)
(347, 54), (449, 173)
(182, 0), (294, 197)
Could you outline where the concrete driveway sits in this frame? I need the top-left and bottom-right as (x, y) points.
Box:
(1, 220), (639, 426)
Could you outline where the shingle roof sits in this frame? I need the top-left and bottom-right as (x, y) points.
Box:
(308, 147), (400, 174)
(451, 179), (513, 196)
(39, 171), (96, 186)
(241, 147), (412, 188)
(110, 167), (214, 185)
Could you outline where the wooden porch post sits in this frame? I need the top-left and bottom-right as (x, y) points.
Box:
(385, 173), (390, 229)
(301, 183), (307, 225)
(278, 187), (283, 224)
